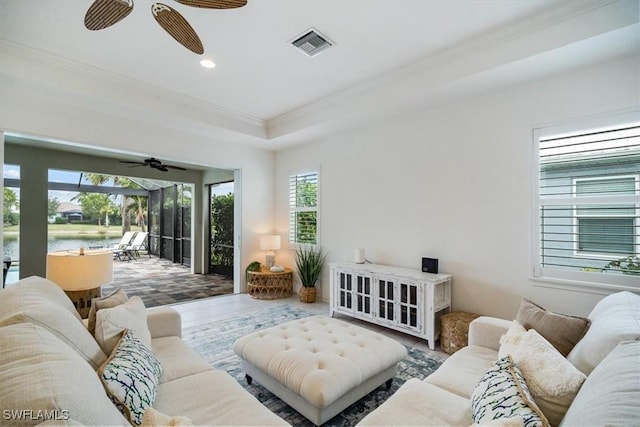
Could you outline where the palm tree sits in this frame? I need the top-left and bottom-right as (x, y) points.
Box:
(127, 195), (147, 232)
(84, 174), (143, 235)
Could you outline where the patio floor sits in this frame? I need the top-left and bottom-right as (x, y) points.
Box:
(102, 255), (234, 308)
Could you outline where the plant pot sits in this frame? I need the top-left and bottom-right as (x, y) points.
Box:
(299, 286), (316, 303)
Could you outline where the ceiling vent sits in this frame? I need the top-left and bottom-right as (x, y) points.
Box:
(290, 28), (334, 57)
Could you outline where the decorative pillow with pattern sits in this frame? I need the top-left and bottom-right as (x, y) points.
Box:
(471, 355), (549, 427)
(98, 329), (163, 426)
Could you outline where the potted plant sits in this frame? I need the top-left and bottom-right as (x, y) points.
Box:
(295, 245), (327, 303)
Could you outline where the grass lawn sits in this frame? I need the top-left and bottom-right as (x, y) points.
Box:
(3, 224), (139, 237)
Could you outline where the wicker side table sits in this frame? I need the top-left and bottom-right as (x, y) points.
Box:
(440, 311), (480, 355)
(247, 267), (293, 300)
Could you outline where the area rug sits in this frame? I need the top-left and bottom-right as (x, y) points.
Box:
(182, 304), (445, 426)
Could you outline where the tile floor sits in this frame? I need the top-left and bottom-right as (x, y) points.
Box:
(102, 255), (233, 308)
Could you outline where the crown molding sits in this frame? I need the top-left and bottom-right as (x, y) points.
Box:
(0, 40), (268, 140)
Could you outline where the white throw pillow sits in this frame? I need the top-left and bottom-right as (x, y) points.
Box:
(498, 320), (526, 359)
(95, 296), (151, 355)
(511, 329), (586, 426)
(98, 329), (163, 426)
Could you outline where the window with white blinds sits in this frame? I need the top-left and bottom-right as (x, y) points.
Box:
(535, 121), (640, 289)
(289, 171), (318, 245)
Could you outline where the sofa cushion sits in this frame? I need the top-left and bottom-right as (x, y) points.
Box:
(498, 320), (526, 359)
(516, 298), (590, 357)
(151, 336), (213, 383)
(511, 330), (586, 426)
(88, 287), (129, 335)
(154, 370), (289, 426)
(566, 291), (640, 375)
(357, 378), (473, 426)
(95, 296), (151, 355)
(0, 276), (107, 369)
(0, 323), (128, 426)
(471, 356), (549, 427)
(425, 345), (497, 399)
(560, 341), (640, 426)
(99, 329), (163, 426)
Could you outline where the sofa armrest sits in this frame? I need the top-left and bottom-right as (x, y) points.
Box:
(146, 306), (182, 339)
(468, 316), (512, 351)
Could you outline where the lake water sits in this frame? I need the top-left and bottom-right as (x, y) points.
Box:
(3, 235), (121, 261)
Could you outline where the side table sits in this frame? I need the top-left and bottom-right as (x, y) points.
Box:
(247, 267), (293, 300)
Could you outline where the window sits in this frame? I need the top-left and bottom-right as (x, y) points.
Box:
(289, 171), (318, 245)
(534, 117), (639, 289)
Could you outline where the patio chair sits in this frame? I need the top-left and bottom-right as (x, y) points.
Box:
(112, 231), (136, 261)
(125, 231), (150, 259)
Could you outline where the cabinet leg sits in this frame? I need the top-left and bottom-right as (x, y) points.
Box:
(385, 379), (393, 390)
(246, 374), (253, 385)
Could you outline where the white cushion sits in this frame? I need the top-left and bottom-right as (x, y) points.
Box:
(511, 330), (586, 426)
(561, 341), (640, 426)
(567, 291), (640, 375)
(425, 345), (497, 399)
(233, 315), (407, 408)
(155, 370), (289, 426)
(0, 276), (107, 369)
(95, 296), (151, 355)
(0, 323), (128, 426)
(358, 378), (473, 426)
(498, 320), (526, 359)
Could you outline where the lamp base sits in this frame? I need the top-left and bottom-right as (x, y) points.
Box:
(265, 253), (276, 269)
(63, 286), (102, 319)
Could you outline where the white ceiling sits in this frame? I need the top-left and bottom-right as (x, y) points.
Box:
(1, 0), (638, 150)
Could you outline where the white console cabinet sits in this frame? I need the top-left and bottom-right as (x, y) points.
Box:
(329, 262), (452, 350)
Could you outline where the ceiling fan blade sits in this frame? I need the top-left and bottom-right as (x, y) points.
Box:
(120, 160), (145, 165)
(173, 0), (247, 9)
(85, 0), (134, 31)
(155, 165), (169, 172)
(152, 3), (204, 54)
(165, 165), (188, 171)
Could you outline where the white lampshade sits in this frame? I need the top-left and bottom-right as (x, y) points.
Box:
(260, 235), (281, 251)
(46, 249), (114, 291)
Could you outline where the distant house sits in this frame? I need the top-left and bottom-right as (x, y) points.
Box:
(53, 202), (83, 223)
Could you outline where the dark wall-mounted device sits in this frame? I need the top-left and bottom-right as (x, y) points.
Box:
(422, 257), (439, 274)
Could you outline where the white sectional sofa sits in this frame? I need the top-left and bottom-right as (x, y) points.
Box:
(0, 276), (289, 426)
(358, 291), (640, 426)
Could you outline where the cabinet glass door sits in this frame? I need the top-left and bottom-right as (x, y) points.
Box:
(376, 278), (395, 323)
(355, 274), (372, 317)
(338, 271), (353, 311)
(398, 281), (421, 332)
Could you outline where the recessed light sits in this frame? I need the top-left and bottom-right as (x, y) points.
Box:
(200, 59), (216, 69)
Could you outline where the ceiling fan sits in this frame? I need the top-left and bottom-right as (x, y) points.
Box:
(84, 0), (247, 54)
(120, 157), (187, 172)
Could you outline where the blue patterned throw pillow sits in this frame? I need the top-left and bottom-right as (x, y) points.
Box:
(98, 329), (163, 425)
(471, 355), (549, 427)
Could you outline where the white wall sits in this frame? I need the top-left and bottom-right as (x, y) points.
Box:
(275, 55), (640, 319)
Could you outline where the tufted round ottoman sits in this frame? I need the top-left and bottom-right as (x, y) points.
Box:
(440, 311), (480, 355)
(233, 316), (407, 425)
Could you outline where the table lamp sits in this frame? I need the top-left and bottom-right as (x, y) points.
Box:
(46, 248), (114, 318)
(260, 235), (281, 269)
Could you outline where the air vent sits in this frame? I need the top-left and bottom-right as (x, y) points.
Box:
(290, 28), (334, 57)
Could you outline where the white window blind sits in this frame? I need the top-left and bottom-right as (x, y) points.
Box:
(536, 123), (640, 287)
(289, 172), (318, 245)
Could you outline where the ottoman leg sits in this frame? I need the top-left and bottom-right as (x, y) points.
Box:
(385, 379), (392, 390)
(246, 374), (253, 385)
